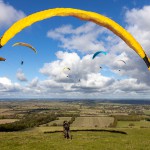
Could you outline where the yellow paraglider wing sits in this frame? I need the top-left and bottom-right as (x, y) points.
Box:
(0, 8), (149, 69)
(12, 42), (37, 53)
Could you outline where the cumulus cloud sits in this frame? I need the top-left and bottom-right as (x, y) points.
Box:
(0, 1), (25, 28)
(0, 77), (21, 93)
(47, 22), (108, 53)
(29, 77), (39, 87)
(16, 69), (28, 82)
(39, 51), (103, 82)
(38, 50), (150, 97)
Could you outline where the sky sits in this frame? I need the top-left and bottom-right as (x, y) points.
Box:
(0, 0), (150, 99)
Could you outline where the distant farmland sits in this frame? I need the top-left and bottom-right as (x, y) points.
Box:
(44, 117), (71, 126)
(71, 117), (114, 128)
(0, 119), (19, 124)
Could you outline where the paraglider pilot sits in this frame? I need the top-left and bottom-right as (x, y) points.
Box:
(63, 121), (70, 139)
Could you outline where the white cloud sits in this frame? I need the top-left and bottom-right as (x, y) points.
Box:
(29, 77), (39, 87)
(0, 1), (25, 28)
(16, 69), (28, 82)
(47, 22), (107, 53)
(0, 77), (12, 85)
(125, 6), (150, 31)
(38, 51), (150, 97)
(0, 77), (21, 93)
(39, 51), (103, 82)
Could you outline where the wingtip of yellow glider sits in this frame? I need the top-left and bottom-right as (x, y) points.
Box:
(143, 56), (150, 70)
(0, 44), (2, 48)
(0, 37), (2, 48)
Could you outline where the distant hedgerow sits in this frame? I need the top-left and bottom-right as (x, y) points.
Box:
(0, 113), (57, 132)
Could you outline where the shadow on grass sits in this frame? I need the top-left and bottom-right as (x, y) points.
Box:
(44, 129), (127, 135)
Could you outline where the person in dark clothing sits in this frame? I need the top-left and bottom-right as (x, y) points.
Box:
(63, 121), (70, 139)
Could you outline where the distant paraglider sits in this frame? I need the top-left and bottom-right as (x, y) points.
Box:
(118, 60), (126, 64)
(12, 42), (37, 53)
(21, 61), (24, 65)
(92, 51), (107, 59)
(62, 67), (71, 78)
(63, 67), (71, 71)
(117, 60), (126, 72)
(0, 57), (6, 61)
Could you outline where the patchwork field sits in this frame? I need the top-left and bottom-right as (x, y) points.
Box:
(117, 120), (150, 128)
(35, 116), (115, 133)
(0, 108), (16, 116)
(144, 110), (150, 115)
(0, 119), (19, 124)
(71, 117), (114, 128)
(42, 117), (72, 126)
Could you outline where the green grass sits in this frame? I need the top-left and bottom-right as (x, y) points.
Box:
(0, 128), (150, 150)
(117, 120), (150, 128)
(34, 126), (63, 132)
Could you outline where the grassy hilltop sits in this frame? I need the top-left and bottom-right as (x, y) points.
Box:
(0, 128), (150, 150)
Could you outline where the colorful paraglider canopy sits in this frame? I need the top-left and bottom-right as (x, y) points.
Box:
(12, 42), (37, 53)
(0, 8), (150, 69)
(92, 51), (107, 59)
(0, 57), (6, 61)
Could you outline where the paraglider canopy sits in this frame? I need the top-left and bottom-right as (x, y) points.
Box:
(0, 7), (150, 69)
(92, 51), (107, 59)
(118, 60), (126, 65)
(0, 57), (6, 61)
(63, 67), (71, 71)
(12, 42), (37, 53)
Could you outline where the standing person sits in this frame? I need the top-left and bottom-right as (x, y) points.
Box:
(63, 121), (70, 139)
